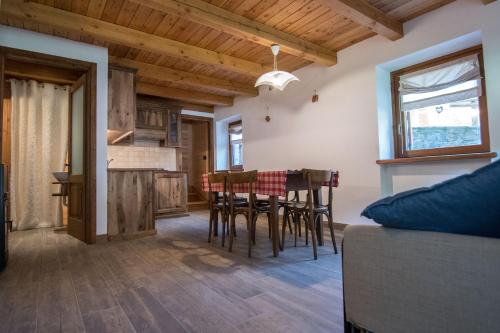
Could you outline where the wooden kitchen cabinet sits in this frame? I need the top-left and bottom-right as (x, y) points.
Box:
(135, 94), (182, 147)
(136, 94), (167, 129)
(107, 169), (156, 240)
(154, 171), (187, 218)
(166, 108), (182, 147)
(108, 67), (135, 133)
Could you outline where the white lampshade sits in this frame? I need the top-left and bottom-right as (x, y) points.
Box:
(255, 70), (299, 91)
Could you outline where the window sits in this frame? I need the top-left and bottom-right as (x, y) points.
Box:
(391, 46), (490, 158)
(228, 120), (243, 169)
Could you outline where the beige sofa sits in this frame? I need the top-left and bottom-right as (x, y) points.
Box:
(342, 225), (500, 333)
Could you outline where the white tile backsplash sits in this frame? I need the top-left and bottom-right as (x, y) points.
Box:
(107, 140), (177, 170)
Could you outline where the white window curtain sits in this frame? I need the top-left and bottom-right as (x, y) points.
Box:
(10, 79), (69, 230)
(399, 54), (482, 112)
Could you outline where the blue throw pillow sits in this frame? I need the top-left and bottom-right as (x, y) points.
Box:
(362, 160), (500, 238)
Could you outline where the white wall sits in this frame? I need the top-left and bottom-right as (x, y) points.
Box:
(215, 0), (500, 225)
(0, 25), (109, 235)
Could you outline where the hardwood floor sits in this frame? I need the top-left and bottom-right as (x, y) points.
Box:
(0, 211), (344, 333)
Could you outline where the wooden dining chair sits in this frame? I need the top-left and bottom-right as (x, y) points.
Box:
(207, 171), (228, 245)
(227, 170), (272, 258)
(281, 190), (305, 250)
(291, 169), (338, 260)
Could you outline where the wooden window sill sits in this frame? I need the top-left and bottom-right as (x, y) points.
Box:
(377, 152), (497, 165)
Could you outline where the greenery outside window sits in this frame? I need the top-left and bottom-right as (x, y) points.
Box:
(391, 46), (490, 158)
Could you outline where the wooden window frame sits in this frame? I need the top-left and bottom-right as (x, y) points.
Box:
(391, 45), (490, 159)
(228, 120), (243, 170)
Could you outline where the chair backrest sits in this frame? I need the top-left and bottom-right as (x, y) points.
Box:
(227, 170), (257, 185)
(226, 170), (257, 211)
(302, 169), (332, 185)
(208, 172), (227, 185)
(302, 169), (334, 209)
(207, 172), (228, 208)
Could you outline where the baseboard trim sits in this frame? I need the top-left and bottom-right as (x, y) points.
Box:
(96, 234), (108, 243)
(333, 222), (347, 231)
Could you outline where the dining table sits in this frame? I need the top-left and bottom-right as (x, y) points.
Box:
(202, 170), (339, 257)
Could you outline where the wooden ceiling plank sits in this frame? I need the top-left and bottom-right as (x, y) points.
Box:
(263, 0), (310, 26)
(388, 0), (455, 22)
(71, 0), (90, 15)
(141, 10), (166, 34)
(284, 6), (334, 35)
(86, 0), (106, 18)
(127, 6), (153, 31)
(243, 0), (280, 20)
(273, 1), (323, 32)
(136, 82), (233, 106)
(255, 0), (302, 24)
(54, 0), (71, 11)
(115, 1), (140, 26)
(127, 0), (338, 66)
(109, 56), (258, 96)
(303, 15), (352, 46)
(232, 0), (261, 16)
(1, 1), (270, 76)
(320, 0), (403, 40)
(99, 0), (123, 23)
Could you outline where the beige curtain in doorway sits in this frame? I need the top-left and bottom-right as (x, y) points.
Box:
(10, 79), (69, 230)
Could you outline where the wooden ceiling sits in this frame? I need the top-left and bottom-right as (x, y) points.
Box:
(0, 0), (470, 107)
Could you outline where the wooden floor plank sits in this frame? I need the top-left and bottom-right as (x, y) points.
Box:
(0, 210), (345, 333)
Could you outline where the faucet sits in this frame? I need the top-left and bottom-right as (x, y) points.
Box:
(107, 158), (114, 168)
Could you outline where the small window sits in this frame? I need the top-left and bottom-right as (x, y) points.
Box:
(391, 46), (490, 158)
(228, 120), (243, 170)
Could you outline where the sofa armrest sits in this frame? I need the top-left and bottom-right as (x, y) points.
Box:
(343, 225), (500, 333)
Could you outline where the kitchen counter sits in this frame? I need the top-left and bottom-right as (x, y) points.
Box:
(107, 169), (188, 240)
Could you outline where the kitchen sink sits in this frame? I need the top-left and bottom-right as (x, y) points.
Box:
(52, 172), (69, 182)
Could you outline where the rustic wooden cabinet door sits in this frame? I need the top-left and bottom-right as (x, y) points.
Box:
(108, 68), (135, 132)
(136, 95), (167, 129)
(166, 109), (182, 147)
(154, 172), (187, 217)
(107, 171), (154, 236)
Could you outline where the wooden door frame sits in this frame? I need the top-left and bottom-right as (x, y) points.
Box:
(0, 47), (97, 244)
(179, 114), (215, 173)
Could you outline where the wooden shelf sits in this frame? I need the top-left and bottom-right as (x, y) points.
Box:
(377, 152), (497, 165)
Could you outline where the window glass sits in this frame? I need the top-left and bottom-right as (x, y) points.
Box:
(402, 81), (481, 150)
(392, 47), (489, 157)
(228, 121), (243, 169)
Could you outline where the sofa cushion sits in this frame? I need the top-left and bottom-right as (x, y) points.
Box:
(362, 160), (500, 238)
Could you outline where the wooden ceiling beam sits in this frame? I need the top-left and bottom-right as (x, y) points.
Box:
(5, 59), (81, 84)
(0, 1), (271, 76)
(136, 82), (233, 106)
(128, 0), (337, 66)
(109, 56), (257, 97)
(483, 0), (496, 4)
(321, 0), (404, 40)
(179, 103), (214, 113)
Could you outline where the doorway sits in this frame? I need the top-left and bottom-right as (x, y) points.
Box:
(0, 47), (97, 250)
(178, 115), (213, 211)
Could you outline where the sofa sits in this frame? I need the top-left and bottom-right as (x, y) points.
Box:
(342, 224), (500, 333)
